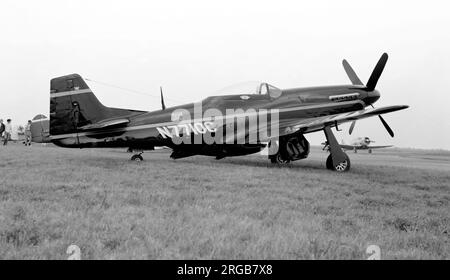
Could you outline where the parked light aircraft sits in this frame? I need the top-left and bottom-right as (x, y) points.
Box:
(32, 53), (408, 172)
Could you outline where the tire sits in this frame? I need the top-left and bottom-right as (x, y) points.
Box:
(326, 155), (334, 170)
(326, 154), (350, 172)
(270, 156), (277, 164)
(131, 154), (143, 161)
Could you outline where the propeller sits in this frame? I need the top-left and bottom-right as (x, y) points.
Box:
(343, 53), (395, 137)
(160, 86), (166, 110)
(342, 59), (363, 86)
(366, 53), (388, 91)
(369, 104), (394, 137)
(349, 120), (356, 135)
(378, 114), (394, 137)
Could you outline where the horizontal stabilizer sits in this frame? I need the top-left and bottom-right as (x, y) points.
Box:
(79, 118), (129, 130)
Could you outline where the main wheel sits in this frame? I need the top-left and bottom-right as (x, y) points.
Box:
(131, 154), (144, 161)
(326, 155), (333, 170)
(326, 154), (350, 172)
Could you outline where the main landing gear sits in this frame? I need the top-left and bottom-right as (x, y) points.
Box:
(323, 126), (351, 172)
(268, 134), (310, 165)
(270, 152), (290, 164)
(326, 153), (350, 171)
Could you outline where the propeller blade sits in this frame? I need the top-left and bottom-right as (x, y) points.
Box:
(160, 86), (166, 110)
(342, 59), (363, 85)
(366, 53), (388, 91)
(378, 115), (394, 137)
(349, 121), (356, 135)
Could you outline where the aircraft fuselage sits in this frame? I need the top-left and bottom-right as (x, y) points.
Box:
(50, 84), (377, 155)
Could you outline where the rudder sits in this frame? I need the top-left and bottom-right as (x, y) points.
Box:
(50, 74), (109, 136)
(49, 74), (143, 137)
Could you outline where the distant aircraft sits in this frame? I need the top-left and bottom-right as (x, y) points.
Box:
(323, 137), (393, 153)
(32, 53), (408, 172)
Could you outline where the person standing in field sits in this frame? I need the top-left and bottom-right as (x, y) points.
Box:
(3, 119), (12, 146)
(24, 120), (32, 146)
(0, 119), (5, 143)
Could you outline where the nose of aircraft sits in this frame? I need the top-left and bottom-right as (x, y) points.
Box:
(364, 89), (380, 105)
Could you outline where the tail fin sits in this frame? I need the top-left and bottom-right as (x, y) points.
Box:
(50, 74), (144, 136)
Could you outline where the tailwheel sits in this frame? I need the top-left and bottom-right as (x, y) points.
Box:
(131, 154), (144, 161)
(270, 153), (290, 165)
(326, 154), (350, 172)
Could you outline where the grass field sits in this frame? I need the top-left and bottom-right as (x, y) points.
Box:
(0, 143), (449, 259)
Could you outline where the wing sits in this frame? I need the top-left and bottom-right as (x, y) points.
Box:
(221, 100), (366, 143)
(339, 145), (359, 150)
(217, 104), (407, 144)
(277, 105), (409, 138)
(367, 145), (393, 149)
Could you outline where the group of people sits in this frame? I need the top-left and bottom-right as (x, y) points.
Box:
(0, 119), (33, 146)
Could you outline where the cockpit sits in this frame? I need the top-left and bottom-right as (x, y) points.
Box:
(214, 81), (283, 99)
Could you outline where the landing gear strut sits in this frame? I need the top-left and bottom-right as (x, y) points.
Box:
(269, 141), (289, 164)
(323, 126), (350, 172)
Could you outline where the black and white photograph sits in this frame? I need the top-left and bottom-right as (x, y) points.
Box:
(0, 0), (449, 265)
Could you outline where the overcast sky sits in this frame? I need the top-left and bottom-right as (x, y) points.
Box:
(1, 0), (449, 149)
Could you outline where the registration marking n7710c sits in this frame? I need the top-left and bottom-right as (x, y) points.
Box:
(157, 122), (216, 138)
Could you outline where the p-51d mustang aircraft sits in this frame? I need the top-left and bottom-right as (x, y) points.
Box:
(322, 137), (393, 153)
(35, 53), (408, 172)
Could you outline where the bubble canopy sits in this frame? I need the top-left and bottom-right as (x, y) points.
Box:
(214, 81), (283, 99)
